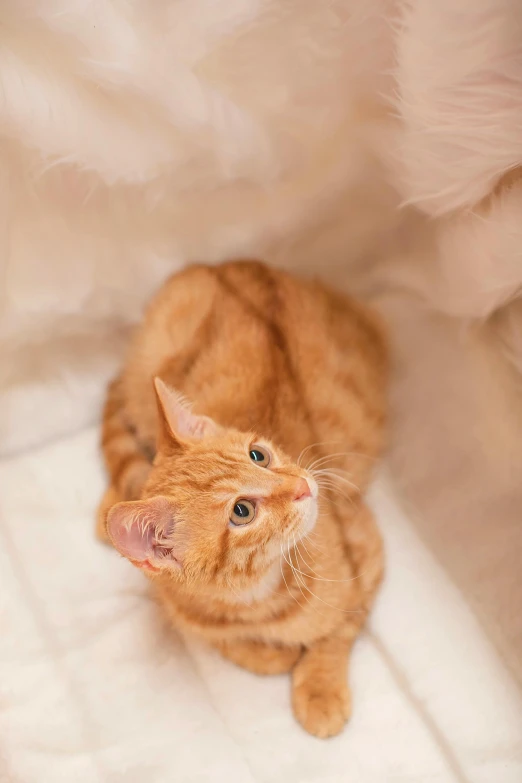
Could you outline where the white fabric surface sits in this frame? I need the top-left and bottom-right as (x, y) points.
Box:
(1, 429), (520, 783)
(5, 0), (522, 462)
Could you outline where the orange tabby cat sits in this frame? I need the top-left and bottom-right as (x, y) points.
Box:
(98, 260), (387, 738)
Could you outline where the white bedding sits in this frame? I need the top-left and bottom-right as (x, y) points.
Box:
(1, 429), (521, 783)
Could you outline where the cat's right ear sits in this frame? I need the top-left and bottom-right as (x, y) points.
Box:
(153, 377), (219, 450)
(107, 496), (183, 572)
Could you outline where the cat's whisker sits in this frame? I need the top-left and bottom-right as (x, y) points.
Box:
(312, 465), (358, 482)
(314, 467), (359, 482)
(291, 535), (310, 583)
(307, 538), (366, 583)
(301, 586), (364, 615)
(282, 543), (322, 615)
(319, 493), (354, 511)
(302, 536), (369, 584)
(300, 532), (325, 554)
(317, 485), (359, 503)
(313, 472), (360, 503)
(298, 536), (330, 571)
(280, 536), (364, 585)
(315, 479), (357, 506)
(307, 454), (348, 471)
(293, 536), (333, 619)
(288, 537), (316, 609)
(280, 544), (306, 588)
(279, 546), (302, 607)
(282, 540), (327, 619)
(294, 538), (327, 582)
(312, 469), (360, 492)
(315, 478), (349, 491)
(282, 541), (364, 614)
(297, 440), (343, 467)
(305, 451), (374, 472)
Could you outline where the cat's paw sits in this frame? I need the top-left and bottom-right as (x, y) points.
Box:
(218, 640), (302, 675)
(292, 673), (351, 738)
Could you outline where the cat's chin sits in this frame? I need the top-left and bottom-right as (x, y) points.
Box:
(292, 475), (319, 537)
(291, 496), (319, 543)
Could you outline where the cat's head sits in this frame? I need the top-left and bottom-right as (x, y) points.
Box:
(106, 379), (318, 587)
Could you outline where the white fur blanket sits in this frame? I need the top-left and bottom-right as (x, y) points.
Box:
(3, 1), (520, 456)
(0, 0), (393, 454)
(1, 429), (521, 782)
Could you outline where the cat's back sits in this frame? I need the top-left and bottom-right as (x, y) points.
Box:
(123, 260), (387, 450)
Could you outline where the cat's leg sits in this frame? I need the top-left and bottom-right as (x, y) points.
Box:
(216, 639), (302, 675)
(290, 501), (383, 737)
(96, 376), (152, 542)
(342, 500), (384, 610)
(291, 623), (356, 738)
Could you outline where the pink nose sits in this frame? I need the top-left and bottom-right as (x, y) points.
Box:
(293, 478), (312, 502)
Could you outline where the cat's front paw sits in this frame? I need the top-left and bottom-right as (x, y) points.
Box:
(292, 667), (351, 738)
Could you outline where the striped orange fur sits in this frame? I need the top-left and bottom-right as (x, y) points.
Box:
(97, 260), (387, 738)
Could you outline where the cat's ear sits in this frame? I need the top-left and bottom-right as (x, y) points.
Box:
(154, 377), (219, 445)
(107, 496), (182, 572)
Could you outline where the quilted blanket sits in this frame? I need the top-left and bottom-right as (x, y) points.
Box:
(1, 429), (520, 783)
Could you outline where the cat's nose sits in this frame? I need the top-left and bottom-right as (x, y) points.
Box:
(293, 478), (312, 501)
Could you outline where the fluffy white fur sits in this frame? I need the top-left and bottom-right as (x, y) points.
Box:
(0, 0), (394, 453)
(395, 1), (522, 215)
(1, 0), (522, 677)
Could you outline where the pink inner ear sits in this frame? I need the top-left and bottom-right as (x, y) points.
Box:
(107, 497), (177, 567)
(109, 508), (156, 561)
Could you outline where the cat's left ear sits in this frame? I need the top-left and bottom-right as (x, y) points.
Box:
(154, 377), (219, 446)
(107, 495), (182, 572)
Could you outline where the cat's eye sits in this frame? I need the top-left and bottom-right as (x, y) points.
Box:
(230, 499), (256, 526)
(249, 445), (270, 467)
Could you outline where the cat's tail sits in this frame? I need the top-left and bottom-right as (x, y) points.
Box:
(96, 376), (151, 541)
